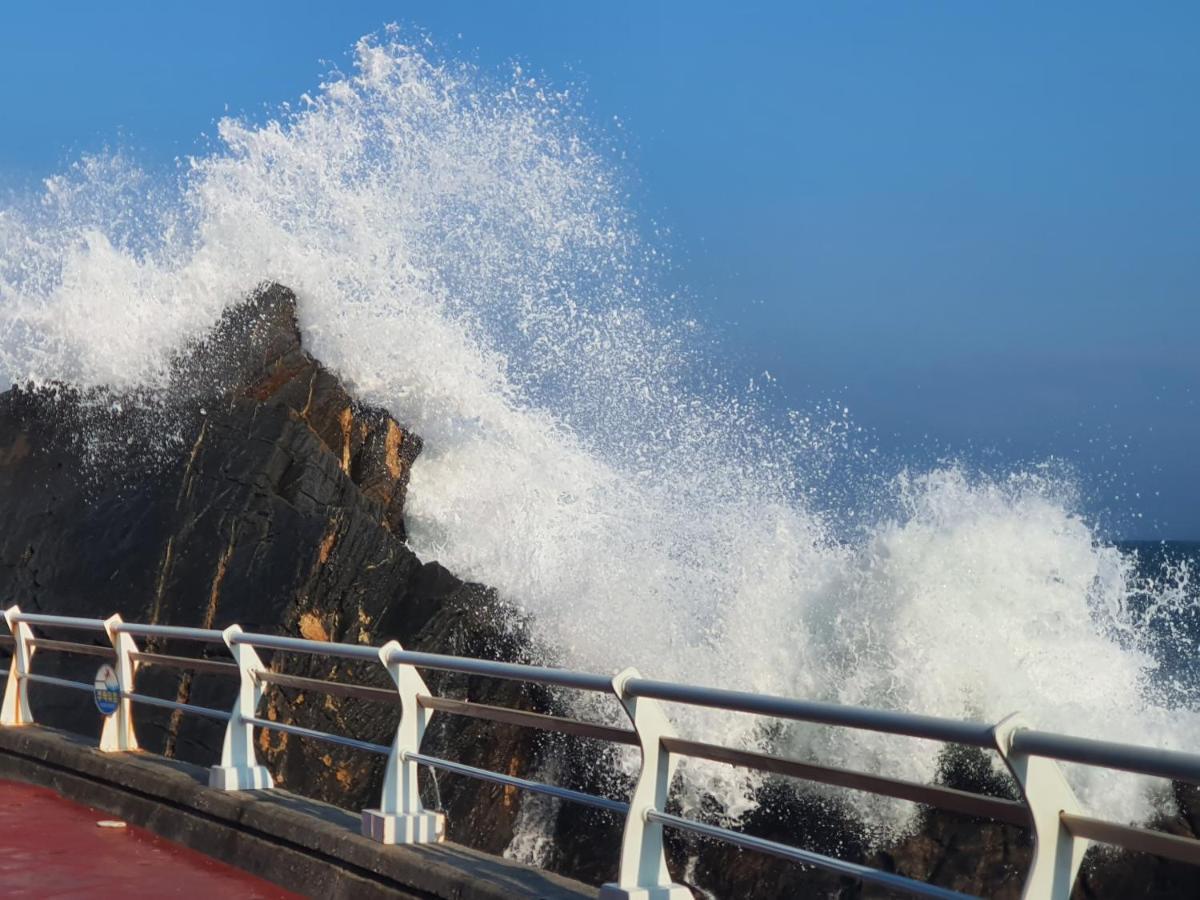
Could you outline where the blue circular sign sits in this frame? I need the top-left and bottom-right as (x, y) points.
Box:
(94, 664), (120, 716)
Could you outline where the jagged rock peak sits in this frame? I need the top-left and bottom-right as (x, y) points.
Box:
(180, 283), (423, 536)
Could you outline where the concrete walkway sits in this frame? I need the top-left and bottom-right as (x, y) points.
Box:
(0, 726), (597, 899)
(0, 779), (298, 898)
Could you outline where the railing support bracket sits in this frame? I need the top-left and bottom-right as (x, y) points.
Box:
(363, 639), (446, 844)
(994, 712), (1090, 900)
(100, 614), (140, 752)
(1, 606), (34, 727)
(601, 667), (693, 900)
(209, 625), (274, 790)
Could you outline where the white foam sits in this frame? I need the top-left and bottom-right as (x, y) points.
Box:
(0, 30), (1194, 838)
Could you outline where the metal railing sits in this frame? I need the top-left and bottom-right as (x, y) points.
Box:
(1, 603), (1198, 899)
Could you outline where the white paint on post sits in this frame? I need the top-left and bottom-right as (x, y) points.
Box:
(362, 639), (445, 844)
(209, 624), (273, 790)
(994, 713), (1090, 900)
(600, 667), (694, 900)
(99, 614), (139, 752)
(1, 606), (35, 727)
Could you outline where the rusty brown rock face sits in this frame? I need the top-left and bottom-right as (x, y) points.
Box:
(0, 283), (545, 861)
(166, 282), (422, 540)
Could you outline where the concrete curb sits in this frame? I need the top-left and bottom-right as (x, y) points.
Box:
(0, 725), (597, 899)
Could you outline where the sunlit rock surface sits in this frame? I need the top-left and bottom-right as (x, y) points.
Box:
(0, 284), (547, 859)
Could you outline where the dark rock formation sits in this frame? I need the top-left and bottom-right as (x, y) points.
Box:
(0, 283), (548, 860)
(1, 283), (1197, 898)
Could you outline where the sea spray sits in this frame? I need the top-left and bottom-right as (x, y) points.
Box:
(0, 29), (1196, 840)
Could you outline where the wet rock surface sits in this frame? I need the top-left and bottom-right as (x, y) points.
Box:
(0, 284), (542, 861)
(0, 284), (1197, 898)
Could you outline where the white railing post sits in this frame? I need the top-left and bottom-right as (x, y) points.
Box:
(601, 667), (694, 900)
(993, 713), (1090, 900)
(1, 607), (35, 727)
(209, 624), (273, 790)
(362, 639), (445, 843)
(99, 614), (139, 752)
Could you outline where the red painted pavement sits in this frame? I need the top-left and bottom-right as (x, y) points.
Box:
(0, 780), (301, 898)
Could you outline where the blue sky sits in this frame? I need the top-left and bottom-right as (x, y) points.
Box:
(1, 2), (1196, 537)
